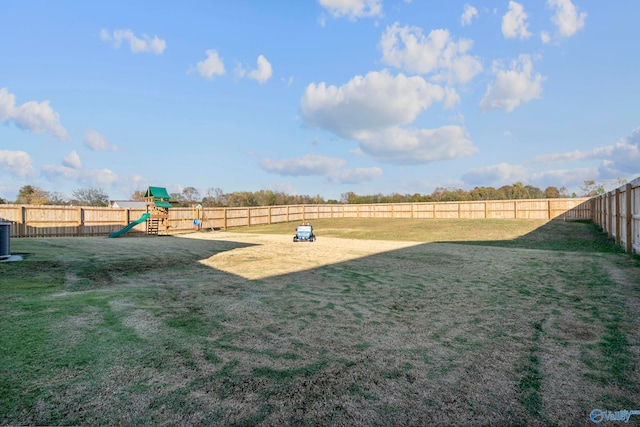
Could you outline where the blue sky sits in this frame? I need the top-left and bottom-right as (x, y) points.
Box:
(1, 0), (639, 201)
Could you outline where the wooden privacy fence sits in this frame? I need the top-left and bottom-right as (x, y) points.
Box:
(0, 198), (590, 238)
(590, 176), (640, 255)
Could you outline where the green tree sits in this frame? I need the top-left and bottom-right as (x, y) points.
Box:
(543, 186), (561, 198)
(15, 185), (50, 205)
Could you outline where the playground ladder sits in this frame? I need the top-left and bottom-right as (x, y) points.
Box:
(147, 218), (159, 235)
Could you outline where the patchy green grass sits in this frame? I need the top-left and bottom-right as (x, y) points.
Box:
(1, 219), (638, 426)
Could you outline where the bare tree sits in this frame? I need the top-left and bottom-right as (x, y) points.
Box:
(71, 188), (109, 206)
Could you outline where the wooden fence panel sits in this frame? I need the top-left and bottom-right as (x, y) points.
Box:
(486, 201), (516, 219)
(591, 176), (640, 254)
(0, 196), (601, 239)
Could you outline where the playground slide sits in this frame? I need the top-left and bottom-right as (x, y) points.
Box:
(108, 213), (151, 238)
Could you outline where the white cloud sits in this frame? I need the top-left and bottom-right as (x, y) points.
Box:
(196, 50), (226, 79)
(530, 167), (598, 188)
(247, 55), (273, 84)
(0, 88), (69, 140)
(480, 54), (545, 112)
(462, 162), (530, 186)
(301, 70), (447, 138)
(540, 31), (552, 44)
(502, 1), (532, 39)
(357, 126), (477, 165)
(0, 150), (36, 179)
(260, 154), (382, 185)
(318, 0), (383, 20)
(260, 154), (346, 176)
(461, 4), (478, 26)
(328, 167), (382, 184)
(301, 70), (477, 165)
(63, 150), (82, 169)
(548, 0), (586, 37)
(81, 168), (120, 187)
(84, 130), (117, 152)
(41, 164), (79, 180)
(100, 28), (166, 54)
(379, 23), (482, 84)
(534, 128), (640, 177)
(42, 164), (119, 188)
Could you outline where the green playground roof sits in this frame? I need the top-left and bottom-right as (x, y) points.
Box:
(145, 186), (171, 200)
(154, 201), (172, 209)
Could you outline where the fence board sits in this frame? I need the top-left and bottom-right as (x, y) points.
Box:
(591, 176), (640, 255)
(0, 197), (596, 239)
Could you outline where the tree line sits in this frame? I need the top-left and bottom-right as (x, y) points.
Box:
(1, 180), (619, 207)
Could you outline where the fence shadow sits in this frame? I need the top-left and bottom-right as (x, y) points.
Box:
(441, 219), (621, 253)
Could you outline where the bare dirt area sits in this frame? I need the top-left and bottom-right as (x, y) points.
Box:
(2, 220), (639, 426)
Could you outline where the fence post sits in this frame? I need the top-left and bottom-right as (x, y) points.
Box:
(224, 208), (228, 230)
(21, 206), (27, 237)
(77, 207), (83, 236)
(615, 189), (621, 246)
(547, 200), (551, 220)
(607, 193), (613, 238)
(626, 183), (633, 253)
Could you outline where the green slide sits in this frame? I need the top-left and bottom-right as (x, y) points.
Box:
(108, 213), (151, 238)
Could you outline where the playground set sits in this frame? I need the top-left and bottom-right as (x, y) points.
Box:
(109, 186), (191, 238)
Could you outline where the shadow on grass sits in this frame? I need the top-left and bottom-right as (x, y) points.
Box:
(446, 220), (623, 253)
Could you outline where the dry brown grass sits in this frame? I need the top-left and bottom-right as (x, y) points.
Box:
(2, 219), (639, 426)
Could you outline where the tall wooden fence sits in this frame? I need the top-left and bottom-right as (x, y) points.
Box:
(590, 176), (640, 255)
(0, 198), (590, 238)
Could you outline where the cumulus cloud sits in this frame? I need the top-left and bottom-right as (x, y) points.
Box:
(461, 4), (478, 27)
(357, 126), (476, 165)
(462, 162), (530, 186)
(63, 150), (82, 169)
(533, 128), (640, 177)
(540, 31), (552, 44)
(196, 50), (226, 79)
(260, 154), (346, 176)
(259, 154), (382, 185)
(480, 54), (545, 112)
(530, 167), (598, 188)
(301, 70), (477, 165)
(0, 150), (36, 179)
(328, 167), (382, 184)
(548, 0), (586, 37)
(379, 23), (482, 84)
(41, 164), (79, 181)
(301, 70), (448, 139)
(318, 0), (383, 20)
(247, 55), (273, 84)
(502, 1), (532, 39)
(42, 163), (119, 187)
(0, 88), (69, 140)
(100, 28), (166, 54)
(84, 130), (117, 151)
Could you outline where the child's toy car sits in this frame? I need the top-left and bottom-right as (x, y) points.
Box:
(293, 222), (316, 242)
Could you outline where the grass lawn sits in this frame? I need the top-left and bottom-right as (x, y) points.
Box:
(1, 219), (639, 426)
